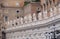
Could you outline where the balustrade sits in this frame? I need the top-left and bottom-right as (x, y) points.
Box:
(5, 3), (60, 30)
(5, 0), (60, 39)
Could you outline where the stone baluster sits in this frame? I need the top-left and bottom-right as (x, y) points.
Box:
(33, 13), (37, 21)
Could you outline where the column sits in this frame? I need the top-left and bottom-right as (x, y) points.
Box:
(53, 6), (57, 15)
(33, 13), (37, 21)
(24, 16), (28, 23)
(50, 8), (54, 17)
(43, 10), (48, 19)
(20, 17), (23, 24)
(38, 12), (42, 20)
(58, 3), (60, 13)
(28, 14), (32, 22)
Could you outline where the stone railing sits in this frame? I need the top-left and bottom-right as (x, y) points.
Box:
(5, 13), (60, 32)
(5, 4), (60, 32)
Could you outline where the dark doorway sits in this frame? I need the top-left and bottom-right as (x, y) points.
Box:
(2, 31), (6, 39)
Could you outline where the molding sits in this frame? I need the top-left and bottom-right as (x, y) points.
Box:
(5, 14), (60, 33)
